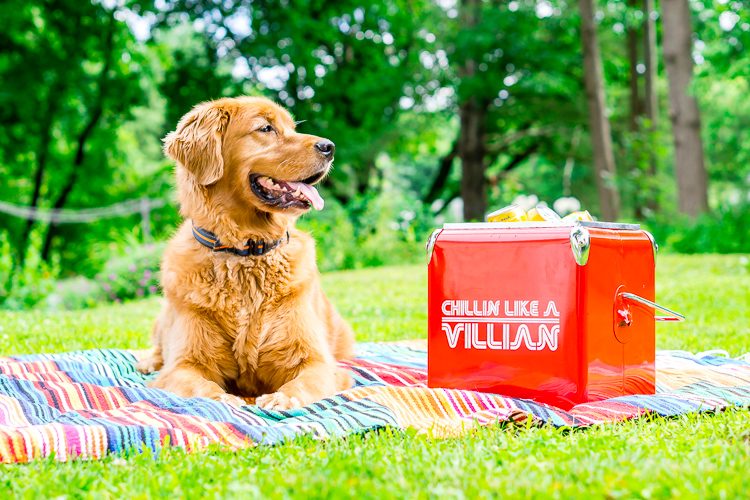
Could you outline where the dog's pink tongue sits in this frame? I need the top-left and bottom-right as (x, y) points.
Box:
(287, 182), (324, 210)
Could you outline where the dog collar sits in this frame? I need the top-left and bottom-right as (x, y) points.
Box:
(192, 225), (290, 257)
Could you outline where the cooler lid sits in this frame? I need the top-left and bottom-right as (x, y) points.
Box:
(441, 221), (641, 231)
(426, 221), (652, 267)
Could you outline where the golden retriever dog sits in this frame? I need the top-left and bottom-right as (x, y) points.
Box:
(136, 96), (354, 410)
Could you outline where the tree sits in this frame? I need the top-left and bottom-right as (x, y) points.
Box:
(579, 0), (621, 220)
(457, 0), (488, 221)
(150, 0), (429, 204)
(643, 0), (659, 144)
(623, 0), (660, 217)
(424, 1), (585, 219)
(661, 0), (708, 216)
(626, 0), (643, 133)
(0, 0), (146, 269)
(642, 0), (659, 213)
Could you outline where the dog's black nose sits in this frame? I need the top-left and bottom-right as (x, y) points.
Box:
(315, 139), (335, 157)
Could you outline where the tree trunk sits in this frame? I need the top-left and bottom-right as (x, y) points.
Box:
(643, 0), (658, 130)
(17, 80), (64, 264)
(459, 99), (488, 221)
(41, 96), (106, 263)
(627, 0), (650, 219)
(627, 0), (642, 132)
(424, 139), (458, 204)
(41, 21), (114, 261)
(661, 0), (708, 216)
(354, 157), (377, 196)
(642, 0), (660, 212)
(40, 171), (78, 261)
(487, 142), (542, 187)
(579, 0), (621, 221)
(458, 0), (487, 221)
(19, 115), (52, 264)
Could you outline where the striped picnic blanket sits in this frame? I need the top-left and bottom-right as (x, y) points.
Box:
(1, 342), (749, 463)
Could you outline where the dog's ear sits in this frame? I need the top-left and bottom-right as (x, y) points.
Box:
(163, 103), (230, 185)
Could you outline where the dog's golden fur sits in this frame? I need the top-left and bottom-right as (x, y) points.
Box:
(136, 96), (354, 410)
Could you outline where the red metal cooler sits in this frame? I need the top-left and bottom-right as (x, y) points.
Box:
(427, 221), (684, 409)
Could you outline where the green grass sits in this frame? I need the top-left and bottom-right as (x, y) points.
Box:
(1, 254), (749, 498)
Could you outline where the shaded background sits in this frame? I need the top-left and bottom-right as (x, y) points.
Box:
(0, 0), (748, 309)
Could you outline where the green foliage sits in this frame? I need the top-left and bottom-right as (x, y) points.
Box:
(0, 233), (12, 303)
(154, 24), (237, 131)
(299, 189), (434, 271)
(43, 277), (107, 311)
(0, 230), (58, 310)
(1, 230), (166, 311)
(95, 242), (164, 303)
(0, 0), (162, 277)
(150, 0), (436, 200)
(646, 202), (750, 254)
(0, 0), (747, 309)
(698, 77), (750, 188)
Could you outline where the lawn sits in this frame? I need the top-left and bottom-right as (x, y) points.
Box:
(1, 254), (749, 498)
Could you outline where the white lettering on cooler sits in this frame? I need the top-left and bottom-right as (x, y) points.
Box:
(440, 299), (560, 351)
(441, 300), (502, 317)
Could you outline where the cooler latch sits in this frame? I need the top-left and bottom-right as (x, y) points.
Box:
(569, 225), (591, 266)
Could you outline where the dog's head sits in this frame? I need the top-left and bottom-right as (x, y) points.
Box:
(164, 97), (334, 239)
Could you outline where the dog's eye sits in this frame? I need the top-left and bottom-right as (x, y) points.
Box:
(258, 124), (275, 133)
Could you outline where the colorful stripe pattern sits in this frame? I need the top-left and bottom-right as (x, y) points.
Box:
(1, 343), (749, 463)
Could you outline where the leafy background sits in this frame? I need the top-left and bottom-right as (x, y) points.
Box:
(0, 0), (748, 309)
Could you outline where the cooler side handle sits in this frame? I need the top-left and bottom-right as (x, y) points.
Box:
(620, 292), (685, 322)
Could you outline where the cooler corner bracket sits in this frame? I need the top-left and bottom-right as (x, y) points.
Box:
(643, 230), (659, 262)
(425, 228), (443, 264)
(569, 224), (591, 266)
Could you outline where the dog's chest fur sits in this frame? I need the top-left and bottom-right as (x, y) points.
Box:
(178, 252), (298, 392)
(198, 255), (291, 315)
(202, 254), (291, 330)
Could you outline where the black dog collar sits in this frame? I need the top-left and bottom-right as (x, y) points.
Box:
(192, 225), (289, 257)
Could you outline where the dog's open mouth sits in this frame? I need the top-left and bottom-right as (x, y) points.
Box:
(250, 173), (325, 211)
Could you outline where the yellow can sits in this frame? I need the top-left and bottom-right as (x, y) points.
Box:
(527, 205), (562, 222)
(562, 210), (594, 222)
(486, 204), (528, 223)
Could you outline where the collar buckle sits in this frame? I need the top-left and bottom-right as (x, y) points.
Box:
(252, 240), (265, 256)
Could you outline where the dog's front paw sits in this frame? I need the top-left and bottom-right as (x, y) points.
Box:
(256, 391), (302, 410)
(135, 350), (163, 374)
(218, 393), (248, 408)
